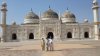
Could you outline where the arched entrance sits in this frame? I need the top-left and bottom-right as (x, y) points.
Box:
(84, 32), (89, 38)
(47, 32), (54, 39)
(67, 32), (72, 38)
(29, 33), (34, 39)
(12, 33), (17, 40)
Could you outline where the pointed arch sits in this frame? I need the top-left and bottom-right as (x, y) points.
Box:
(29, 33), (34, 39)
(84, 32), (89, 38)
(12, 33), (17, 40)
(47, 32), (54, 39)
(67, 32), (72, 38)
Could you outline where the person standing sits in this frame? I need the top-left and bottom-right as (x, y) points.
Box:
(41, 38), (45, 51)
(49, 38), (54, 51)
(46, 39), (49, 51)
(46, 38), (54, 51)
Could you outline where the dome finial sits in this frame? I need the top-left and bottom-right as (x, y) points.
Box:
(49, 5), (51, 9)
(67, 8), (69, 10)
(66, 8), (70, 13)
(31, 8), (33, 11)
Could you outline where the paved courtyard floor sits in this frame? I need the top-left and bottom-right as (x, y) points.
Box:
(0, 42), (100, 56)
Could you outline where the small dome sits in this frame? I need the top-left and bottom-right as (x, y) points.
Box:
(42, 8), (58, 18)
(25, 10), (39, 19)
(12, 21), (16, 25)
(62, 10), (76, 18)
(84, 19), (88, 23)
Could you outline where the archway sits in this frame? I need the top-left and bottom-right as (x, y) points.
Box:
(67, 32), (72, 38)
(29, 33), (34, 39)
(47, 32), (54, 39)
(84, 32), (89, 38)
(12, 33), (17, 40)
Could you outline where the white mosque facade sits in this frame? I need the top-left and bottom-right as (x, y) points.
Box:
(0, 0), (100, 42)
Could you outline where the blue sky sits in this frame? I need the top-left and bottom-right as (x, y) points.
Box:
(0, 0), (100, 24)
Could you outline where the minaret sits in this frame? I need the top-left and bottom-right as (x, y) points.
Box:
(92, 0), (99, 40)
(0, 0), (7, 42)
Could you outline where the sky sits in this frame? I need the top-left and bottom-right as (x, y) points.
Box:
(0, 0), (100, 24)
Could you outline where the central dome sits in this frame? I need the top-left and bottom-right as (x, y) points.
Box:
(42, 8), (58, 20)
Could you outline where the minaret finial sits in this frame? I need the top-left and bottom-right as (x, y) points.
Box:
(1, 0), (7, 11)
(92, 0), (99, 7)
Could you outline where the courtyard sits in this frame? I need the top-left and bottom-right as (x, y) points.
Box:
(0, 40), (100, 56)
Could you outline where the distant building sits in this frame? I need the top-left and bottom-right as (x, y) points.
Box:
(0, 0), (100, 42)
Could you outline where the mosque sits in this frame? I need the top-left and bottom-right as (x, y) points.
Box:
(0, 0), (100, 42)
